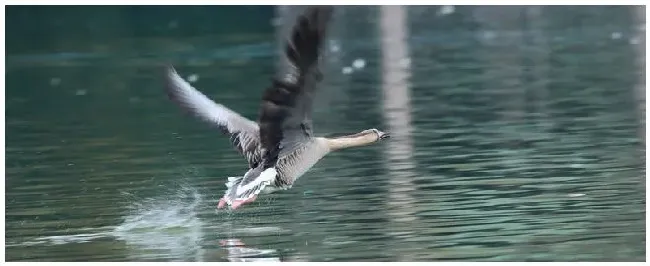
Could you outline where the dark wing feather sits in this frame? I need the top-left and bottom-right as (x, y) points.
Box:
(258, 6), (333, 168)
(164, 66), (262, 168)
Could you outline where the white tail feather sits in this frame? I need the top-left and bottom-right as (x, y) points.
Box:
(221, 167), (278, 206)
(234, 168), (277, 196)
(225, 168), (254, 189)
(225, 177), (240, 188)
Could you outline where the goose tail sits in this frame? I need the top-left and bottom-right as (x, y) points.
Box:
(217, 167), (278, 210)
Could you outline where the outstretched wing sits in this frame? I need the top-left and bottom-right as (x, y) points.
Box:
(257, 6), (333, 168)
(164, 66), (262, 168)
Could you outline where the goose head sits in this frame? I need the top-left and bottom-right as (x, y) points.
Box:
(363, 128), (390, 141)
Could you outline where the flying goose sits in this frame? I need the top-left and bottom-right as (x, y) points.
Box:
(164, 6), (389, 210)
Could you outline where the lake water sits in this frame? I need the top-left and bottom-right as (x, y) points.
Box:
(4, 6), (646, 261)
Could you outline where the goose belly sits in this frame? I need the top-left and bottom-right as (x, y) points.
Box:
(276, 142), (329, 187)
(260, 185), (283, 194)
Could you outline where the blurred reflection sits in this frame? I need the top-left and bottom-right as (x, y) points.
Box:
(379, 5), (419, 261)
(524, 6), (552, 131)
(473, 6), (527, 122)
(219, 239), (281, 262)
(632, 6), (645, 143)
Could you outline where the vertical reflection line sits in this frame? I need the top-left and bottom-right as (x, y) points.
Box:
(473, 7), (529, 174)
(632, 6), (645, 192)
(379, 5), (419, 259)
(632, 6), (645, 144)
(474, 7), (526, 123)
(526, 6), (551, 132)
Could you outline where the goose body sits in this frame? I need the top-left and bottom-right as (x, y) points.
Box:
(164, 6), (389, 210)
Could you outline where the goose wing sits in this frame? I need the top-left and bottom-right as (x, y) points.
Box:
(258, 6), (333, 168)
(164, 66), (262, 168)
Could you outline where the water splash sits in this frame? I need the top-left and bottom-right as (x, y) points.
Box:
(10, 231), (112, 247)
(112, 184), (205, 261)
(9, 183), (207, 261)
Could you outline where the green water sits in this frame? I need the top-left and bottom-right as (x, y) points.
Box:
(5, 6), (646, 261)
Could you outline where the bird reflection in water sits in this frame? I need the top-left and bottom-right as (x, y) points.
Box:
(219, 239), (281, 262)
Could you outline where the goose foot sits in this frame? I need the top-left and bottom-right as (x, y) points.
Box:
(232, 195), (257, 210)
(217, 195), (258, 210)
(219, 239), (244, 247)
(217, 197), (228, 209)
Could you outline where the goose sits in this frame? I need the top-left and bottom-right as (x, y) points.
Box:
(164, 6), (389, 210)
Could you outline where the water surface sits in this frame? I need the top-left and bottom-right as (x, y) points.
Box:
(5, 6), (645, 261)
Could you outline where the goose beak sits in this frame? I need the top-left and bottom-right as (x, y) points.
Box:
(379, 131), (390, 140)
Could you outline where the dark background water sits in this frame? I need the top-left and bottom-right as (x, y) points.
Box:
(5, 5), (646, 261)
